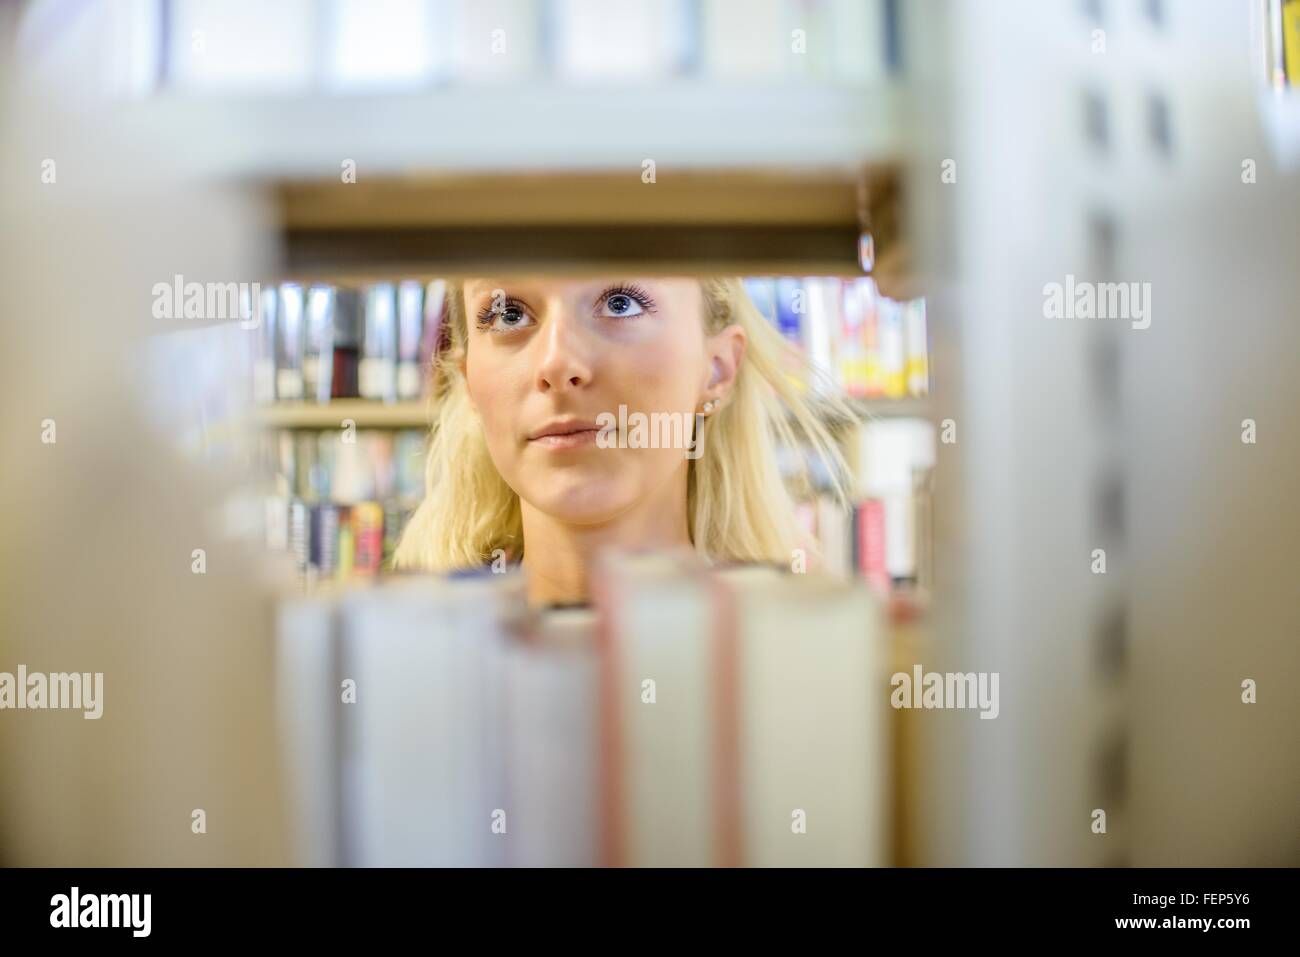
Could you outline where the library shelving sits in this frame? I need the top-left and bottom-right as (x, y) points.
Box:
(252, 395), (930, 432)
(254, 399), (433, 430)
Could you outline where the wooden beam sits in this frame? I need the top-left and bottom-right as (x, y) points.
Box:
(277, 167), (902, 280)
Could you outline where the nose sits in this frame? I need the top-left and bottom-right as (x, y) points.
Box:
(533, 299), (594, 394)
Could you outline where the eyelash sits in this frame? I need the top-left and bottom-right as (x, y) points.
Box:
(474, 283), (656, 332)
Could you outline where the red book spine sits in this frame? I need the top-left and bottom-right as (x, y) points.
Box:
(859, 499), (890, 594)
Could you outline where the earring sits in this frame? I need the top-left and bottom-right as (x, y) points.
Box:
(702, 400), (715, 414)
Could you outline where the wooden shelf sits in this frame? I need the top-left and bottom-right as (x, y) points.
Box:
(849, 396), (931, 419)
(254, 396), (928, 431)
(118, 86), (909, 283)
(276, 166), (900, 280)
(254, 399), (432, 430)
(799, 395), (931, 428)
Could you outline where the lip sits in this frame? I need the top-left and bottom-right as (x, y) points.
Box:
(526, 419), (604, 450)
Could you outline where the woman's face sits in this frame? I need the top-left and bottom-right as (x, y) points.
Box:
(462, 277), (737, 526)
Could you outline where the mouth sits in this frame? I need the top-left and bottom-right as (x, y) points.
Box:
(527, 420), (605, 450)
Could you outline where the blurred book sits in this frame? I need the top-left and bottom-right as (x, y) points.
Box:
(395, 280), (425, 401)
(360, 283), (398, 402)
(303, 285), (335, 403)
(331, 289), (362, 399)
(275, 283), (305, 402)
(1284, 0), (1300, 85)
(446, 0), (544, 83)
(745, 275), (928, 400)
(502, 606), (599, 866)
(595, 553), (887, 866)
(339, 575), (519, 866)
(258, 428), (425, 582)
(553, 0), (694, 82)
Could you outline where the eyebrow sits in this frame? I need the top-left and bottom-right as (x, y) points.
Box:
(464, 279), (500, 297)
(465, 279), (542, 302)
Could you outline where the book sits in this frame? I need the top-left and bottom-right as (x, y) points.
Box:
(904, 298), (930, 396)
(718, 567), (884, 866)
(337, 574), (523, 866)
(802, 277), (839, 397)
(594, 553), (887, 866)
(275, 595), (344, 867)
(331, 289), (362, 399)
(594, 551), (720, 866)
(275, 283), (305, 402)
(303, 285), (335, 403)
(250, 285), (278, 405)
(1285, 0), (1300, 85)
(359, 284), (397, 402)
(501, 607), (598, 866)
(877, 295), (906, 400)
(839, 277), (869, 398)
(395, 281), (425, 401)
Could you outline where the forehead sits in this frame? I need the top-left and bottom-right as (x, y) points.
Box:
(462, 277), (692, 298)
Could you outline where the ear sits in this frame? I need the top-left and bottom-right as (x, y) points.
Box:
(702, 323), (746, 405)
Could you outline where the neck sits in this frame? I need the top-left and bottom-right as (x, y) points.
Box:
(519, 469), (692, 607)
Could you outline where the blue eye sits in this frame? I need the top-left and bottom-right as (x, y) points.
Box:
(476, 300), (534, 333)
(601, 293), (643, 317)
(598, 284), (655, 318)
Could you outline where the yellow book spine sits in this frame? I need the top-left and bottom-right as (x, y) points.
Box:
(1285, 0), (1300, 86)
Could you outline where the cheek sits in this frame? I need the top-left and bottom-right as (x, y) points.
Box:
(465, 349), (526, 455)
(612, 325), (706, 410)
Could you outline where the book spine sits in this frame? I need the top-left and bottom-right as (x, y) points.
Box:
(252, 286), (278, 405)
(904, 298), (929, 397)
(879, 297), (906, 399)
(591, 563), (625, 867)
(862, 279), (883, 398)
(275, 284), (305, 402)
(360, 284), (398, 402)
(303, 286), (335, 404)
(351, 502), (384, 576)
(1285, 0), (1300, 85)
(396, 280), (425, 400)
(839, 279), (868, 398)
(709, 573), (742, 868)
(859, 499), (890, 594)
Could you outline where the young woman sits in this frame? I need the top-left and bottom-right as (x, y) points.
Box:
(394, 277), (848, 606)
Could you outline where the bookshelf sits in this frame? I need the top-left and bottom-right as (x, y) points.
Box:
(275, 166), (904, 288)
(255, 399), (432, 430)
(253, 396), (929, 431)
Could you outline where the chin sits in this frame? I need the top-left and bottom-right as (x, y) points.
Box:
(521, 469), (638, 526)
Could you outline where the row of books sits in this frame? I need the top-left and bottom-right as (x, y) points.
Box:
(254, 428), (426, 582)
(786, 417), (936, 594)
(796, 493), (932, 597)
(1267, 0), (1300, 88)
(267, 498), (415, 582)
(168, 0), (898, 94)
(257, 428), (426, 505)
(249, 276), (928, 407)
(249, 281), (447, 405)
(275, 552), (888, 867)
(743, 277), (930, 400)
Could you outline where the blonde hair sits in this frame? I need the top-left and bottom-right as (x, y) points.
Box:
(394, 278), (851, 571)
